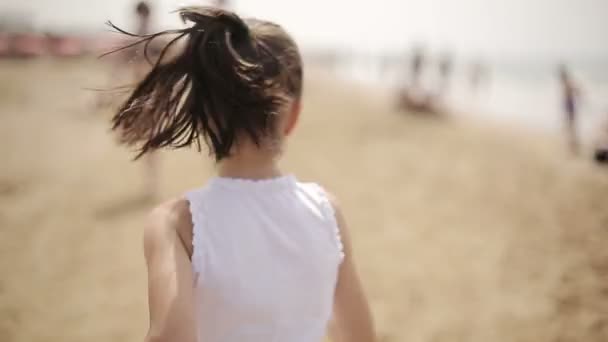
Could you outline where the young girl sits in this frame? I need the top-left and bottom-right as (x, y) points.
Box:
(109, 7), (375, 342)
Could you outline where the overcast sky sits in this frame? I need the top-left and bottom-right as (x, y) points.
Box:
(2, 0), (607, 60)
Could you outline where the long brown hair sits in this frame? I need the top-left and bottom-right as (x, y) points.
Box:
(107, 7), (302, 161)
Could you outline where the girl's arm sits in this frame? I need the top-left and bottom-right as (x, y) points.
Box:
(329, 195), (376, 342)
(143, 200), (196, 342)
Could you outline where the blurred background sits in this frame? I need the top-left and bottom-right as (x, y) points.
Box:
(1, 0), (607, 341)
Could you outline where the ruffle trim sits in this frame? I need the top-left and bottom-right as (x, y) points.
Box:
(209, 174), (296, 192)
(186, 191), (205, 277)
(315, 185), (345, 263)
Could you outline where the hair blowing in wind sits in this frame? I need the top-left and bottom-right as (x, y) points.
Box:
(106, 7), (303, 161)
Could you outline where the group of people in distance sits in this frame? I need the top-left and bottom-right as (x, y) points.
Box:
(395, 47), (607, 165)
(397, 48), (450, 115)
(100, 1), (607, 212)
(113, 1), (607, 203)
(396, 47), (486, 116)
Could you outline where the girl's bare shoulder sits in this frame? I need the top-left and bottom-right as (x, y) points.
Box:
(143, 198), (194, 258)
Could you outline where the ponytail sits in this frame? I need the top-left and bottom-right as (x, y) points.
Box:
(106, 7), (298, 161)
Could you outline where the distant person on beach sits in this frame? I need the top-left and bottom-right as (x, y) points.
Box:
(108, 6), (375, 342)
(96, 1), (160, 201)
(132, 1), (155, 78)
(435, 52), (453, 100)
(470, 61), (488, 94)
(94, 1), (161, 199)
(410, 47), (425, 90)
(558, 64), (581, 154)
(593, 111), (608, 165)
(397, 46), (439, 115)
(132, 1), (161, 200)
(135, 1), (151, 35)
(95, 2), (157, 107)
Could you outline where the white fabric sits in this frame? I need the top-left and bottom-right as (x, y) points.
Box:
(185, 174), (343, 342)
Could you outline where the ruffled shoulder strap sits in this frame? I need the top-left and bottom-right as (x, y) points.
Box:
(184, 188), (209, 277)
(305, 183), (345, 263)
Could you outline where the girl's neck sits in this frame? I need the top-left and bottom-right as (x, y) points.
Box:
(217, 144), (282, 180)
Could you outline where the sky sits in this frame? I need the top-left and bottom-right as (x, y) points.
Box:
(1, 0), (607, 61)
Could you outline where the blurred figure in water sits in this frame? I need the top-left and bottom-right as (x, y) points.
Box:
(409, 46), (425, 90)
(435, 52), (453, 101)
(558, 64), (581, 155)
(469, 61), (488, 94)
(397, 46), (439, 115)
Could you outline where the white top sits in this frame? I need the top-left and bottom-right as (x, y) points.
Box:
(185, 175), (344, 342)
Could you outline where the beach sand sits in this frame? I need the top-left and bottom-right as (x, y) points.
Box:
(0, 58), (607, 342)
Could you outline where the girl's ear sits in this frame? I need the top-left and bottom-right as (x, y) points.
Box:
(284, 100), (300, 136)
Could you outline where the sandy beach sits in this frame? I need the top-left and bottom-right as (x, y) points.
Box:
(0, 58), (607, 342)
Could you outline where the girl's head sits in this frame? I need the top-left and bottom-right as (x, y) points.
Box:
(111, 7), (303, 161)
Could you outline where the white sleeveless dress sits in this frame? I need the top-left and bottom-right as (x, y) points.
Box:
(185, 175), (344, 342)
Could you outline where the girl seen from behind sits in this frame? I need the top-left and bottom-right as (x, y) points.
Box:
(109, 6), (375, 342)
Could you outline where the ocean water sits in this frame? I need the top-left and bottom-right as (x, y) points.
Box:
(329, 56), (608, 145)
